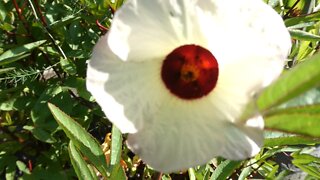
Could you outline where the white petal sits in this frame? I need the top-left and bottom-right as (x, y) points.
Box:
(196, 0), (291, 78)
(127, 98), (263, 173)
(108, 0), (208, 61)
(196, 0), (291, 113)
(87, 35), (171, 133)
(221, 115), (264, 159)
(198, 0), (291, 61)
(87, 0), (291, 173)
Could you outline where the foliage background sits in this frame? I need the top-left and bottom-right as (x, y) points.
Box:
(1, 0), (320, 179)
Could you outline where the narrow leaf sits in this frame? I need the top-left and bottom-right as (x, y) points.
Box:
(48, 103), (109, 177)
(49, 15), (81, 29)
(275, 170), (291, 180)
(68, 141), (96, 180)
(210, 160), (242, 180)
(289, 29), (320, 41)
(293, 164), (320, 178)
(238, 166), (252, 180)
(266, 165), (279, 179)
(188, 168), (196, 180)
(267, 104), (320, 116)
(265, 114), (320, 137)
(109, 125), (126, 179)
(108, 0), (125, 10)
(0, 40), (46, 65)
(60, 58), (77, 75)
(0, 1), (7, 21)
(109, 163), (126, 180)
(264, 136), (320, 147)
(257, 53), (320, 111)
(0, 67), (15, 75)
(16, 161), (30, 175)
(285, 11), (320, 27)
(292, 154), (320, 164)
(115, 0), (125, 9)
(110, 125), (122, 166)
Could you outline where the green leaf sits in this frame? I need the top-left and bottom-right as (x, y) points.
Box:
(188, 168), (196, 180)
(289, 29), (320, 41)
(30, 86), (74, 143)
(109, 163), (126, 180)
(257, 53), (320, 111)
(64, 77), (92, 101)
(0, 67), (15, 75)
(295, 164), (320, 179)
(275, 170), (291, 180)
(109, 125), (126, 179)
(48, 103), (109, 177)
(60, 58), (77, 75)
(264, 105), (320, 140)
(267, 104), (320, 115)
(0, 155), (17, 172)
(16, 160), (31, 175)
(0, 40), (46, 66)
(109, 0), (125, 10)
(210, 160), (242, 180)
(287, 22), (315, 29)
(0, 1), (7, 21)
(0, 141), (22, 155)
(31, 85), (63, 124)
(238, 166), (252, 180)
(292, 153), (320, 179)
(0, 22), (15, 32)
(68, 141), (97, 180)
(49, 15), (81, 29)
(23, 126), (56, 144)
(266, 165), (279, 179)
(264, 136), (320, 147)
(276, 88), (320, 108)
(267, 0), (279, 7)
(292, 153), (320, 164)
(5, 161), (16, 180)
(285, 11), (320, 27)
(79, 0), (111, 18)
(110, 125), (122, 166)
(265, 113), (320, 137)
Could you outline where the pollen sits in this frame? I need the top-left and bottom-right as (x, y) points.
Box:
(161, 44), (219, 99)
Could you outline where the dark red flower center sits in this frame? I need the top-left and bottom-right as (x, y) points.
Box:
(161, 44), (219, 99)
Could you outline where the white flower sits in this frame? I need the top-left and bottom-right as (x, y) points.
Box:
(86, 0), (291, 173)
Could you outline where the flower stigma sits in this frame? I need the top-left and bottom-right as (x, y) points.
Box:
(161, 44), (219, 100)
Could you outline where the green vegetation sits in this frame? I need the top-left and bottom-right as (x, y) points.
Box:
(1, 0), (320, 179)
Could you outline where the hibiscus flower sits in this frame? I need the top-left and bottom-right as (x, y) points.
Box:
(87, 0), (291, 172)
